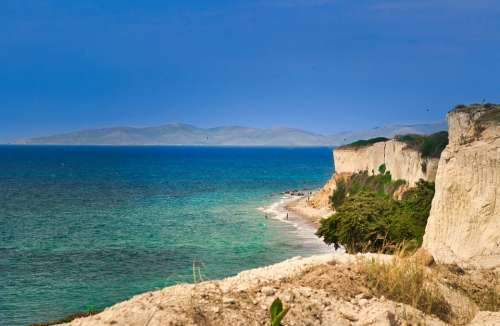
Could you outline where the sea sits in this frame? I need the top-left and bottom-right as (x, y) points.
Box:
(0, 145), (334, 325)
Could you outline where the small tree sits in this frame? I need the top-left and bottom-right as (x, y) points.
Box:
(317, 181), (435, 254)
(378, 163), (386, 174)
(330, 179), (346, 209)
(318, 191), (390, 253)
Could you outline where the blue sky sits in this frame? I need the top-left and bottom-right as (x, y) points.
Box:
(1, 0), (499, 142)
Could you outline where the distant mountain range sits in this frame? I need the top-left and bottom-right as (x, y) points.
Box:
(17, 122), (447, 146)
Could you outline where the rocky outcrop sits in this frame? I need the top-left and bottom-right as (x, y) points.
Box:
(310, 137), (440, 210)
(56, 251), (498, 325)
(56, 253), (450, 326)
(334, 139), (439, 186)
(423, 104), (500, 269)
(308, 172), (351, 210)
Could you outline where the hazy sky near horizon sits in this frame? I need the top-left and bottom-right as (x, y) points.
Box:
(1, 0), (499, 142)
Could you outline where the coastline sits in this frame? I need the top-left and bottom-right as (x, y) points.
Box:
(258, 189), (333, 227)
(257, 189), (335, 254)
(284, 192), (334, 227)
(50, 185), (500, 326)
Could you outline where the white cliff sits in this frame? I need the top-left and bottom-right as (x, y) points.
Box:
(309, 136), (441, 210)
(334, 139), (439, 186)
(423, 104), (500, 269)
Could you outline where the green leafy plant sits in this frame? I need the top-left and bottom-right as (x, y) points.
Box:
(319, 179), (435, 254)
(330, 179), (346, 208)
(395, 132), (448, 158)
(320, 191), (390, 252)
(269, 298), (290, 326)
(330, 170), (406, 202)
(378, 163), (386, 174)
(338, 137), (389, 149)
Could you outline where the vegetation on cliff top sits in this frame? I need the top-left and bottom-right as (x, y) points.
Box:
(454, 103), (500, 134)
(395, 131), (449, 158)
(337, 131), (449, 159)
(337, 137), (389, 149)
(453, 103), (500, 115)
(317, 171), (434, 254)
(330, 170), (406, 209)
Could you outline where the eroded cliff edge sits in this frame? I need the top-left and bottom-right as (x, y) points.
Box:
(309, 134), (442, 211)
(423, 104), (500, 269)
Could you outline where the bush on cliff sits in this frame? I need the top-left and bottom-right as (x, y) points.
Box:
(318, 180), (435, 254)
(378, 163), (386, 174)
(329, 171), (406, 210)
(330, 179), (347, 208)
(338, 137), (389, 149)
(318, 191), (390, 252)
(395, 131), (449, 158)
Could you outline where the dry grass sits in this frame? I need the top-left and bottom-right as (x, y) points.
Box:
(361, 255), (452, 322)
(434, 263), (500, 312)
(480, 286), (500, 311)
(359, 245), (500, 325)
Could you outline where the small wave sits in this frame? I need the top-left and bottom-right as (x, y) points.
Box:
(258, 193), (333, 253)
(257, 194), (301, 226)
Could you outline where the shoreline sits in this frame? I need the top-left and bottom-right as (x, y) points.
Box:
(38, 185), (500, 326)
(284, 191), (334, 227)
(259, 188), (333, 227)
(257, 189), (335, 254)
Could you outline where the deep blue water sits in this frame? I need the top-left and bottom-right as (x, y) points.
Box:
(0, 146), (333, 325)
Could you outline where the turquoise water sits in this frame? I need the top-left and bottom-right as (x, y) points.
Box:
(0, 146), (333, 325)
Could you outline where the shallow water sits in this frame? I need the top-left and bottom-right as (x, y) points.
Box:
(0, 146), (334, 325)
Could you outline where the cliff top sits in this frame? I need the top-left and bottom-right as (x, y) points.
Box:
(451, 103), (500, 115)
(336, 137), (389, 150)
(337, 131), (448, 159)
(394, 131), (449, 158)
(448, 103), (500, 145)
(451, 103), (500, 128)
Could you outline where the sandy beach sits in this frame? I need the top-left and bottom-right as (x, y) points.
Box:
(257, 189), (335, 254)
(258, 189), (333, 227)
(285, 194), (333, 227)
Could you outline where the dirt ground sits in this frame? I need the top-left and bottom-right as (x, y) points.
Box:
(51, 252), (499, 326)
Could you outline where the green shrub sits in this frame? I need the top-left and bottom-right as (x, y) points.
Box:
(335, 170), (406, 200)
(395, 132), (448, 158)
(319, 180), (435, 253)
(420, 132), (449, 158)
(378, 163), (386, 174)
(330, 179), (346, 208)
(339, 137), (389, 149)
(330, 171), (399, 209)
(319, 191), (391, 253)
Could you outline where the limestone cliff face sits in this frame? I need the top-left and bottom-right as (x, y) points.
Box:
(308, 172), (351, 211)
(334, 139), (439, 186)
(310, 138), (439, 209)
(423, 105), (500, 269)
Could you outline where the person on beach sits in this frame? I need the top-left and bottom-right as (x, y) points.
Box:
(286, 213), (288, 220)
